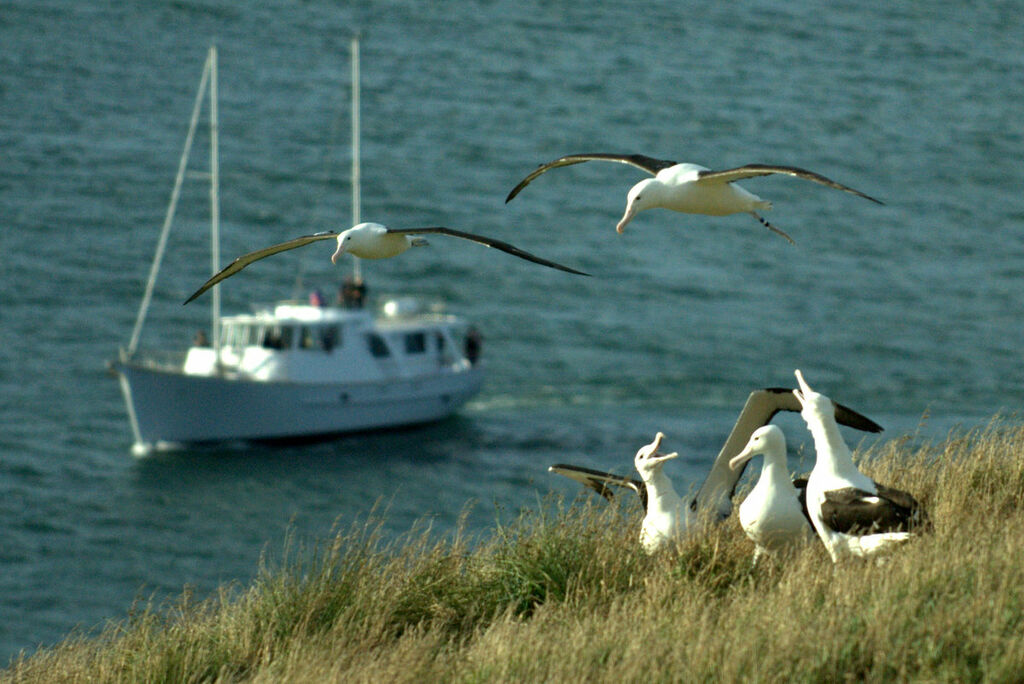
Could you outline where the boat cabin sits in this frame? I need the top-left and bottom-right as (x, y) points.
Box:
(183, 300), (474, 383)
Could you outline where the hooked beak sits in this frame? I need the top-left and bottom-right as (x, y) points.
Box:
(793, 369), (812, 406)
(331, 243), (345, 264)
(651, 450), (679, 465)
(616, 202), (639, 234)
(729, 445), (754, 472)
(638, 432), (679, 465)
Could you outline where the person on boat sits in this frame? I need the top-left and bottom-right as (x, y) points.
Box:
(193, 330), (209, 347)
(465, 326), (482, 365)
(309, 289), (324, 307)
(339, 276), (367, 309)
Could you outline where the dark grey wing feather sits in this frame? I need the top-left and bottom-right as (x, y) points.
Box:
(505, 153), (678, 202)
(390, 227), (590, 276)
(716, 388), (882, 502)
(820, 485), (929, 534)
(758, 387), (883, 433)
(792, 476), (812, 526)
(697, 164), (884, 204)
(548, 464), (647, 512)
(184, 232), (339, 304)
(874, 482), (932, 532)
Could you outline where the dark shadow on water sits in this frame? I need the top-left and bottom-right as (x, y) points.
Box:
(130, 415), (485, 483)
(123, 415), (499, 543)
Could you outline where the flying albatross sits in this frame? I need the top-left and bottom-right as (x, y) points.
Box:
(728, 425), (814, 565)
(793, 369), (931, 563)
(505, 154), (883, 244)
(184, 221), (589, 303)
(548, 387), (882, 552)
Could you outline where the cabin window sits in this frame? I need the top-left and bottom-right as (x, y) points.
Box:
(321, 325), (340, 352)
(367, 333), (390, 358)
(263, 325), (291, 350)
(404, 332), (427, 354)
(299, 326), (316, 349)
(435, 332), (446, 352)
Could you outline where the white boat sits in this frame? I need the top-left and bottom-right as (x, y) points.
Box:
(110, 43), (484, 455)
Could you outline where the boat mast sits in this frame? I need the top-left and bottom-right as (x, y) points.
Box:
(209, 46), (221, 353)
(126, 47), (213, 356)
(350, 35), (362, 282)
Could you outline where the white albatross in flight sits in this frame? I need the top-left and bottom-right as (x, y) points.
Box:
(548, 387), (882, 552)
(793, 369), (931, 563)
(506, 153), (884, 244)
(185, 221), (589, 304)
(728, 425), (814, 565)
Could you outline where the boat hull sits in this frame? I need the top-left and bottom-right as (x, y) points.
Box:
(112, 361), (484, 453)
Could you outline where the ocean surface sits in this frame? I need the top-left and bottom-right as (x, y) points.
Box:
(2, 0), (1023, 663)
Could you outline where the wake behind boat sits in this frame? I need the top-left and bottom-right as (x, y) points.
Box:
(109, 43), (484, 455)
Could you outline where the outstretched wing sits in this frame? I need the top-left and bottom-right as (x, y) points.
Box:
(718, 387), (883, 497)
(505, 153), (678, 202)
(697, 164), (884, 204)
(754, 387), (884, 434)
(390, 227), (590, 276)
(548, 464), (647, 511)
(820, 485), (929, 534)
(184, 232), (339, 304)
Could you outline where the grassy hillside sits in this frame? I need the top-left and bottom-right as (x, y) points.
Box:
(6, 419), (1024, 683)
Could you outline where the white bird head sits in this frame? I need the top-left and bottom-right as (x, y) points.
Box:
(332, 223), (367, 264)
(331, 222), (387, 263)
(633, 431), (679, 481)
(729, 424), (786, 471)
(617, 179), (658, 234)
(792, 369), (833, 420)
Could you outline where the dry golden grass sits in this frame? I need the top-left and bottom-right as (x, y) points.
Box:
(6, 419), (1024, 683)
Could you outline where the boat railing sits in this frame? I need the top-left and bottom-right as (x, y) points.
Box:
(120, 348), (190, 373)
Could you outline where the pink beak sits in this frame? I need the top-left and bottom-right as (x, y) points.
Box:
(616, 202), (638, 234)
(331, 243), (344, 264)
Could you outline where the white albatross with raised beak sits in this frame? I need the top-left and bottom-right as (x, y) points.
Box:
(633, 432), (687, 553)
(793, 369), (930, 563)
(185, 221), (588, 303)
(506, 153), (883, 244)
(728, 425), (814, 565)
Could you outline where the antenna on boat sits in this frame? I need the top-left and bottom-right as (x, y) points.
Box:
(350, 34), (362, 283)
(209, 45), (221, 354)
(126, 46), (215, 357)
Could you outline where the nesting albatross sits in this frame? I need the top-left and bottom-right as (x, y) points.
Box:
(506, 154), (883, 244)
(185, 221), (588, 303)
(548, 387), (882, 552)
(793, 370), (930, 562)
(729, 425), (814, 565)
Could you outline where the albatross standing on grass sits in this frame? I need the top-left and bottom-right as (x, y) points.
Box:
(728, 425), (814, 565)
(633, 432), (687, 553)
(548, 388), (882, 552)
(184, 221), (589, 303)
(793, 369), (930, 563)
(506, 154), (883, 244)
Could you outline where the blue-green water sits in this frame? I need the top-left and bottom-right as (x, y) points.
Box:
(2, 0), (1023, 662)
